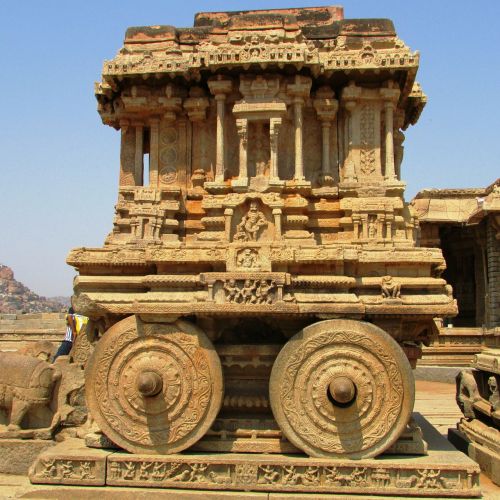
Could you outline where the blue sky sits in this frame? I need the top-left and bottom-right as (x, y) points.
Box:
(0, 1), (498, 297)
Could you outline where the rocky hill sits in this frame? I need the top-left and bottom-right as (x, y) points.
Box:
(0, 264), (67, 314)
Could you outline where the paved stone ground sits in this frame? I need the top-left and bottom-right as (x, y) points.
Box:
(414, 380), (463, 436)
(0, 380), (498, 498)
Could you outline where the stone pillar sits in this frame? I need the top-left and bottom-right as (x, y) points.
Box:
(119, 119), (134, 187)
(273, 208), (282, 239)
(385, 217), (393, 240)
(380, 82), (401, 182)
(133, 122), (144, 186)
(215, 95), (226, 183)
(377, 214), (385, 239)
(293, 98), (304, 181)
(208, 77), (232, 184)
(224, 208), (233, 241)
(343, 102), (357, 183)
(149, 118), (160, 187)
(384, 102), (396, 181)
(352, 216), (360, 240)
(184, 89), (210, 187)
(269, 118), (282, 182)
(313, 86), (338, 185)
(234, 119), (248, 187)
(287, 75), (311, 184)
(361, 214), (369, 239)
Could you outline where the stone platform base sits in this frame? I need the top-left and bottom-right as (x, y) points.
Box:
(449, 419), (500, 486)
(0, 439), (55, 475)
(29, 415), (481, 498)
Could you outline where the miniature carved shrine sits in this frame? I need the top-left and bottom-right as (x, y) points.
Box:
(27, 6), (484, 497)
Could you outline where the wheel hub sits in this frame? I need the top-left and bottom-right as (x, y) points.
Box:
(136, 370), (163, 397)
(328, 376), (356, 405)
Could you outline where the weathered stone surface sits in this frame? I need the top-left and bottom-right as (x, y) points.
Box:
(29, 438), (111, 486)
(30, 415), (481, 497)
(0, 439), (55, 475)
(453, 347), (500, 486)
(0, 351), (61, 437)
(85, 315), (224, 455)
(456, 419), (500, 486)
(0, 312), (65, 353)
(269, 319), (414, 459)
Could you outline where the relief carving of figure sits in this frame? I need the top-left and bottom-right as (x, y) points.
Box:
(241, 279), (258, 304)
(368, 218), (377, 239)
(236, 248), (259, 268)
(381, 276), (401, 299)
(0, 350), (61, 433)
(456, 369), (480, 418)
(255, 279), (276, 304)
(223, 278), (276, 305)
(234, 201), (268, 242)
(488, 376), (499, 411)
(223, 279), (241, 303)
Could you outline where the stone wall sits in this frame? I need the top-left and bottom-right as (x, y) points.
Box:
(0, 313), (65, 352)
(487, 220), (500, 328)
(420, 327), (484, 367)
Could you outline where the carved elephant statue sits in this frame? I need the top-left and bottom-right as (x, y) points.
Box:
(0, 351), (60, 431)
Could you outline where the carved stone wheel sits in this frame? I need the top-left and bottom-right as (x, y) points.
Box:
(269, 319), (414, 459)
(85, 315), (223, 454)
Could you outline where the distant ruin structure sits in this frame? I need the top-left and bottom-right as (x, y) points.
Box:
(413, 180), (499, 366)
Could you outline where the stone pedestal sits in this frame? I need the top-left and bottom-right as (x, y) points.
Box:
(30, 415), (481, 497)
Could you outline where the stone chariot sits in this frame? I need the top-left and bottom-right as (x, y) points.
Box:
(67, 6), (456, 464)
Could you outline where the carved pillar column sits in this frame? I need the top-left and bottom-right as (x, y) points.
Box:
(273, 208), (282, 239)
(287, 75), (311, 184)
(384, 102), (396, 181)
(119, 119), (133, 187)
(386, 218), (393, 240)
(234, 119), (248, 186)
(269, 117), (282, 182)
(214, 94), (226, 183)
(352, 215), (360, 240)
(149, 118), (160, 187)
(293, 98), (305, 181)
(361, 214), (369, 239)
(133, 122), (144, 186)
(224, 208), (233, 241)
(380, 82), (400, 182)
(378, 214), (385, 239)
(343, 101), (357, 183)
(314, 86), (338, 185)
(208, 77), (232, 184)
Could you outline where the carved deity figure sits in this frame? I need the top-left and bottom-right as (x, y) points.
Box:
(241, 279), (257, 304)
(41, 458), (57, 478)
(488, 376), (499, 411)
(456, 369), (480, 418)
(368, 218), (377, 239)
(61, 461), (74, 479)
(381, 276), (401, 299)
(234, 201), (268, 242)
(80, 461), (94, 480)
(223, 279), (241, 303)
(258, 465), (280, 483)
(256, 279), (276, 304)
(237, 248), (258, 268)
